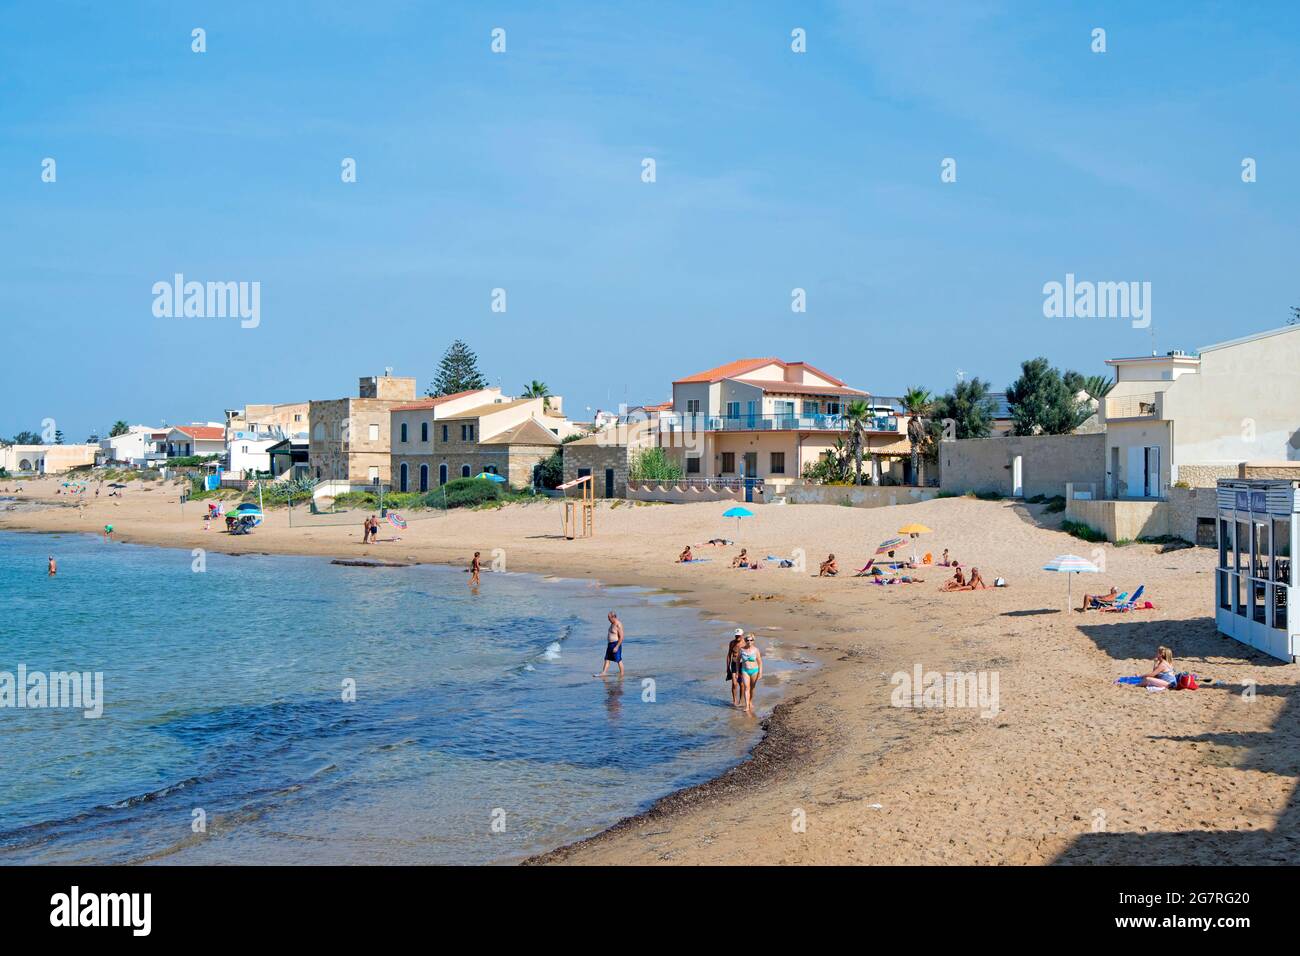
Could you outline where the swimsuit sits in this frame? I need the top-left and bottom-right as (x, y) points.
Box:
(605, 625), (622, 662)
(740, 647), (759, 677)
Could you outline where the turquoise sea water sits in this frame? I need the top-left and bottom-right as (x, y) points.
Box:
(0, 530), (793, 864)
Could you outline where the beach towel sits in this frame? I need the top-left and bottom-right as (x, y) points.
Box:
(682, 558), (711, 563)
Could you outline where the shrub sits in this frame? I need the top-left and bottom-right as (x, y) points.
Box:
(1061, 519), (1107, 543)
(433, 477), (503, 509)
(629, 447), (682, 481)
(537, 451), (564, 489)
(1043, 496), (1066, 514)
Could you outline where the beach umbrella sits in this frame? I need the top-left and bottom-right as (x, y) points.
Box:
(475, 472), (507, 483)
(1042, 554), (1100, 610)
(875, 536), (906, 556)
(897, 522), (933, 563)
(722, 505), (754, 536)
(387, 512), (407, 530)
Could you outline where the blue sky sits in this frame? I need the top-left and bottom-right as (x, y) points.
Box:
(2, 1), (1298, 439)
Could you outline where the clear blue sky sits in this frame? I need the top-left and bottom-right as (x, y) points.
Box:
(3, 1), (1298, 440)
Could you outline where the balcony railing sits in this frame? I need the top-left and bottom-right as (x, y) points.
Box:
(1105, 393), (1162, 420)
(657, 413), (900, 433)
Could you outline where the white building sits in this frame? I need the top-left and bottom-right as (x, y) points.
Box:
(99, 425), (167, 467)
(226, 432), (283, 476)
(162, 425), (226, 459)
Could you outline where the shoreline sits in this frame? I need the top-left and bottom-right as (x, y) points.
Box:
(7, 479), (1299, 865)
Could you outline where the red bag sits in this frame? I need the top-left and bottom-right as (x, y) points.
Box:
(1176, 673), (1198, 691)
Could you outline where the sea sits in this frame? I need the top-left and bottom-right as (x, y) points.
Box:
(0, 529), (796, 864)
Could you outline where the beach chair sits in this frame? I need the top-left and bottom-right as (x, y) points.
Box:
(1088, 591), (1126, 610)
(1102, 585), (1145, 613)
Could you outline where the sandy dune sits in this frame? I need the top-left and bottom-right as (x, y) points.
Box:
(5, 477), (1298, 865)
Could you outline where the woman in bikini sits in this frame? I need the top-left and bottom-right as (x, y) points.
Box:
(966, 567), (988, 590)
(737, 633), (763, 714)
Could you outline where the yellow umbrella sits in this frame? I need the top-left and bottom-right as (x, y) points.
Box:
(897, 523), (933, 564)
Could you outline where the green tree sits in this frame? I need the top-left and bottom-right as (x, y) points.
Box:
(1081, 374), (1115, 402)
(427, 340), (487, 397)
(933, 377), (996, 440)
(109, 421), (130, 437)
(901, 387), (934, 483)
(629, 447), (683, 481)
(1005, 358), (1090, 435)
(843, 399), (871, 485)
(10, 430), (41, 445)
(53, 429), (65, 445)
(522, 379), (552, 409)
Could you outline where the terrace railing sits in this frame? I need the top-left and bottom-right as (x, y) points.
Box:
(1105, 393), (1163, 420)
(657, 413), (901, 433)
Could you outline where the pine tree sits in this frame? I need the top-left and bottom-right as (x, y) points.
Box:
(428, 340), (487, 396)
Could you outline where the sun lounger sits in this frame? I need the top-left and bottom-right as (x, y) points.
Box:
(1089, 591), (1126, 610)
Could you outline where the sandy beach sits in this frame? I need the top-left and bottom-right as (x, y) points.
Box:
(5, 477), (1299, 865)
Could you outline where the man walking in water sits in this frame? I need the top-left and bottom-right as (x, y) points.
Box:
(594, 611), (624, 678)
(48, 555), (57, 576)
(469, 551), (481, 586)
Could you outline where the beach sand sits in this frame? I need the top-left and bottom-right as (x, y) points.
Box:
(6, 477), (1299, 865)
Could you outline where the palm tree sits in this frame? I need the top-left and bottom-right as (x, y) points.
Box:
(522, 380), (551, 410)
(109, 420), (130, 437)
(901, 387), (934, 485)
(843, 400), (871, 486)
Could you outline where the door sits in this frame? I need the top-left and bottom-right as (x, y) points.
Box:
(1110, 446), (1120, 498)
(1126, 446), (1144, 498)
(1011, 455), (1023, 497)
(419, 464), (429, 492)
(746, 401), (758, 428)
(399, 462), (408, 492)
(438, 463), (448, 486)
(604, 468), (614, 498)
(743, 452), (758, 477)
(1145, 447), (1161, 498)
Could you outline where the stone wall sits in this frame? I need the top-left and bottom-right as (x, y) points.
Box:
(564, 442), (633, 497)
(782, 481), (937, 508)
(939, 432), (1106, 499)
(1175, 463), (1238, 488)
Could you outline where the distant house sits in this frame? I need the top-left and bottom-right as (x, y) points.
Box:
(664, 357), (909, 487)
(266, 438), (309, 479)
(163, 425), (225, 459)
(391, 396), (562, 491)
(1102, 325), (1300, 499)
(987, 392), (1015, 437)
(0, 444), (98, 475)
(99, 425), (167, 467)
(564, 418), (660, 499)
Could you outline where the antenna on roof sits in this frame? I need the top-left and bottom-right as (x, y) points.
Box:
(384, 366), (393, 377)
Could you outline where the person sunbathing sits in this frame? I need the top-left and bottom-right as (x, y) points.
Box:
(678, 545), (694, 563)
(966, 567), (988, 590)
(731, 549), (752, 569)
(1080, 586), (1119, 612)
(852, 559), (876, 577)
(705, 538), (733, 546)
(939, 567), (967, 591)
(819, 554), (838, 577)
(941, 549), (951, 566)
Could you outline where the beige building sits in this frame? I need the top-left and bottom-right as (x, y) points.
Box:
(664, 357), (908, 489)
(1102, 325), (1300, 499)
(225, 402), (310, 440)
(390, 396), (563, 491)
(0, 444), (98, 474)
(308, 374), (418, 483)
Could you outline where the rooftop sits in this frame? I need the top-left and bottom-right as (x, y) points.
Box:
(389, 388), (498, 412)
(479, 418), (561, 446)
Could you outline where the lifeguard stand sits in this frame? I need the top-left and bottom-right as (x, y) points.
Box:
(558, 474), (594, 540)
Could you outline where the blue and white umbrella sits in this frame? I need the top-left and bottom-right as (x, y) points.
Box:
(1043, 553), (1100, 609)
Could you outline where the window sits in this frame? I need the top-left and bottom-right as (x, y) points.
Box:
(461, 464), (471, 478)
(469, 424), (475, 440)
(441, 424), (449, 442)
(802, 401), (820, 416)
(826, 401), (841, 416)
(368, 466), (380, 484)
(399, 462), (409, 492)
(293, 414), (302, 422)
(726, 401), (740, 419)
(460, 424), (467, 440)
(369, 423), (380, 441)
(721, 452), (735, 473)
(687, 399), (701, 414)
(400, 423), (408, 443)
(770, 452), (785, 474)
(419, 464), (429, 492)
(686, 456), (701, 474)
(1195, 517), (1216, 548)
(421, 422), (429, 442)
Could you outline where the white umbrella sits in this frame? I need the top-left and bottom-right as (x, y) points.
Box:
(1042, 554), (1100, 611)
